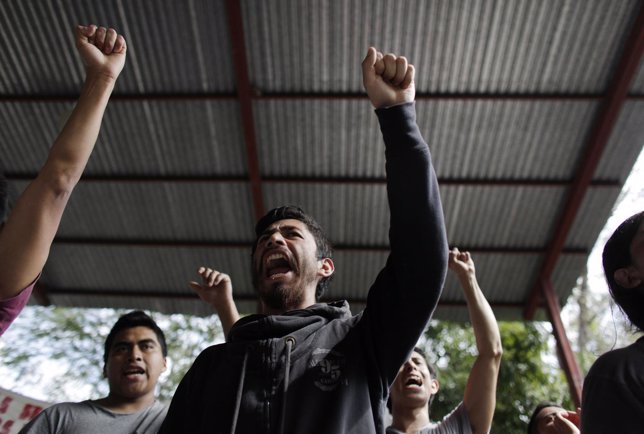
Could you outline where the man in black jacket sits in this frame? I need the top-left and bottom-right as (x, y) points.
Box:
(160, 47), (448, 434)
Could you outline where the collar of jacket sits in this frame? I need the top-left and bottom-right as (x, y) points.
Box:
(227, 300), (352, 343)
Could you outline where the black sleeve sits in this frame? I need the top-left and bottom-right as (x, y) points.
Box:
(361, 102), (448, 387)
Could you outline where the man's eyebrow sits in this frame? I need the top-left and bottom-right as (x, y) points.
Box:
(112, 340), (131, 348)
(260, 225), (301, 237)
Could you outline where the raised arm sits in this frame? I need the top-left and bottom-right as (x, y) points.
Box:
(0, 25), (126, 303)
(190, 267), (241, 338)
(361, 47), (448, 381)
(450, 248), (502, 434)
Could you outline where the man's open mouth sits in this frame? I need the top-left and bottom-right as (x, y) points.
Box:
(124, 367), (145, 377)
(405, 376), (423, 387)
(265, 252), (293, 277)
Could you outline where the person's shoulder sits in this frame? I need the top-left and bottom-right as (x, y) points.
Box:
(592, 339), (644, 364)
(149, 399), (168, 415)
(38, 400), (90, 417)
(188, 342), (228, 370)
(587, 338), (644, 381)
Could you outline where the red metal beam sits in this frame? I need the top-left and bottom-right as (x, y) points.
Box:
(3, 92), (644, 103)
(524, 6), (644, 320)
(50, 236), (588, 255)
(226, 0), (265, 221)
(541, 278), (583, 407)
(6, 173), (622, 188)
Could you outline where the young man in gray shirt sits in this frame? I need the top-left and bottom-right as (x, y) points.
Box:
(19, 311), (168, 434)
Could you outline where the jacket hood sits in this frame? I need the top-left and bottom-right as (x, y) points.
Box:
(227, 300), (352, 343)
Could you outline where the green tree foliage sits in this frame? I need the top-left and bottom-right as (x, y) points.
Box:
(422, 321), (572, 434)
(564, 272), (638, 375)
(0, 306), (223, 403)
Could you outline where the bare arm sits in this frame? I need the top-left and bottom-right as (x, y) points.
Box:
(190, 267), (241, 338)
(0, 25), (127, 299)
(450, 248), (502, 434)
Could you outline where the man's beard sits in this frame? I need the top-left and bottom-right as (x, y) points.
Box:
(253, 261), (319, 312)
(259, 283), (307, 312)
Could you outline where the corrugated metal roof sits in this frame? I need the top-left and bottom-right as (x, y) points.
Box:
(0, 0), (235, 94)
(417, 99), (598, 179)
(442, 185), (567, 248)
(630, 58), (644, 93)
(595, 101), (644, 181)
(1, 0), (642, 325)
(254, 100), (384, 177)
(243, 0), (639, 93)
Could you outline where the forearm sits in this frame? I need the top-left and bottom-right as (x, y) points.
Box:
(43, 73), (115, 189)
(377, 103), (448, 298)
(460, 272), (502, 434)
(366, 103), (448, 379)
(215, 298), (241, 339)
(0, 73), (115, 295)
(460, 273), (502, 358)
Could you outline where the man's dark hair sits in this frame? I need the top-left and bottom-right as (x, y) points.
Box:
(602, 210), (644, 331)
(527, 401), (562, 434)
(387, 347), (439, 413)
(252, 205), (333, 299)
(103, 310), (167, 364)
(0, 173), (8, 223)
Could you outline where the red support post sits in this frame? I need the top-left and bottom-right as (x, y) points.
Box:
(541, 278), (583, 407)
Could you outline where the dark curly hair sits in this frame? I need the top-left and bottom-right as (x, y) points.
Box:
(252, 205), (333, 299)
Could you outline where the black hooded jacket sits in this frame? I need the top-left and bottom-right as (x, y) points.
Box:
(159, 103), (448, 434)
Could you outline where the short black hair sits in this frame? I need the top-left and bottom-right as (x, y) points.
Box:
(387, 347), (439, 413)
(602, 211), (644, 331)
(527, 401), (562, 434)
(252, 205), (333, 299)
(0, 173), (8, 223)
(103, 310), (167, 364)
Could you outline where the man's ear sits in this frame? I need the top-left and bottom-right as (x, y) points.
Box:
(430, 378), (440, 394)
(614, 267), (642, 289)
(162, 357), (168, 372)
(318, 258), (334, 278)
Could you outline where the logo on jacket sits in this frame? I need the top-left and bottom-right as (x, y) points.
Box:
(309, 348), (347, 391)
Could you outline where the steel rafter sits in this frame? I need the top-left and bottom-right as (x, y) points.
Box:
(226, 0), (265, 222)
(524, 6), (644, 320)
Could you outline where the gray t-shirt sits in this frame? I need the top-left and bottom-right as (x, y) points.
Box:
(18, 400), (167, 434)
(386, 402), (473, 434)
